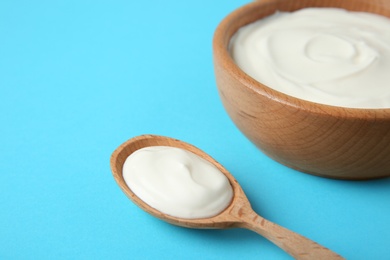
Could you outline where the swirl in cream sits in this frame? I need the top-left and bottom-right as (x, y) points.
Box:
(230, 8), (390, 108)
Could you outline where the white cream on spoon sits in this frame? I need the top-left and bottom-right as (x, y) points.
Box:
(123, 146), (233, 219)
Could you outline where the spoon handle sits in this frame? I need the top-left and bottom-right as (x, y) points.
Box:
(231, 206), (344, 259)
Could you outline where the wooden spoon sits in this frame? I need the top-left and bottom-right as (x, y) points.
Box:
(110, 135), (344, 259)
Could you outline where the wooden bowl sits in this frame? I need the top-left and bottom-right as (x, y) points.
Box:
(213, 0), (390, 179)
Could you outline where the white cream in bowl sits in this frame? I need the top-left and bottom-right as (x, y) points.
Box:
(230, 8), (390, 108)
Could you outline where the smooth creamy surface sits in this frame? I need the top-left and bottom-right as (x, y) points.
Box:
(230, 8), (390, 108)
(123, 146), (233, 219)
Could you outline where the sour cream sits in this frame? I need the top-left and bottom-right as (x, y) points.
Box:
(230, 8), (390, 108)
(123, 146), (233, 219)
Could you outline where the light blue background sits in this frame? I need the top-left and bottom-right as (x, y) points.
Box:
(1, 0), (389, 259)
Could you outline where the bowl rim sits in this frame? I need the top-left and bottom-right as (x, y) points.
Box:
(213, 0), (390, 120)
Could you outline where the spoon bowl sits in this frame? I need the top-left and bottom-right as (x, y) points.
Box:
(111, 135), (344, 259)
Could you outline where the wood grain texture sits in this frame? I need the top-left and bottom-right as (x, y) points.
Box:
(110, 135), (344, 259)
(213, 0), (390, 179)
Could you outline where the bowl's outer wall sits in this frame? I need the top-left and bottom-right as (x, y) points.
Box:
(213, 0), (390, 179)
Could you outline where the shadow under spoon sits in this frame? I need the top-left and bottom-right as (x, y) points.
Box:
(110, 134), (344, 260)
